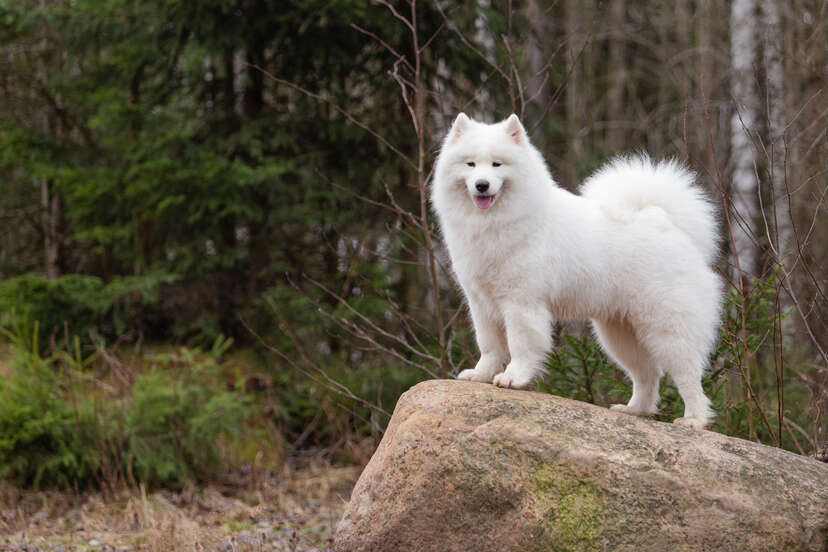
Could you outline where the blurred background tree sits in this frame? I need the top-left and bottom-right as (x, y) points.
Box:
(0, 0), (825, 489)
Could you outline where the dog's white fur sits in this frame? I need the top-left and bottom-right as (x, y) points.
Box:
(431, 113), (722, 429)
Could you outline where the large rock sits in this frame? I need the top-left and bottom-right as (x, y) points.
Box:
(334, 380), (827, 551)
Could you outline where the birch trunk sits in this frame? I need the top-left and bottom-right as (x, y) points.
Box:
(729, 0), (759, 284)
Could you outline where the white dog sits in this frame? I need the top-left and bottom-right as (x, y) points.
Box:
(431, 113), (722, 429)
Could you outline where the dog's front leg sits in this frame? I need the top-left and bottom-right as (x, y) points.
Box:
(457, 294), (509, 383)
(493, 304), (552, 389)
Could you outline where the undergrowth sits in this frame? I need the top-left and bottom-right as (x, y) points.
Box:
(0, 315), (254, 490)
(0, 273), (176, 349)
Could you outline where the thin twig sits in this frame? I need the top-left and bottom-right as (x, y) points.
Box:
(247, 63), (417, 170)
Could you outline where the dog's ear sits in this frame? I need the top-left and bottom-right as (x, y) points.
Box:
(447, 112), (471, 143)
(504, 113), (526, 145)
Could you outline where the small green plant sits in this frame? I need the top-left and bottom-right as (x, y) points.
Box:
(127, 337), (252, 486)
(222, 519), (254, 533)
(710, 271), (806, 450)
(0, 316), (253, 490)
(0, 316), (100, 488)
(539, 332), (629, 406)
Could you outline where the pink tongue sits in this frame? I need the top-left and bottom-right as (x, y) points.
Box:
(474, 195), (494, 210)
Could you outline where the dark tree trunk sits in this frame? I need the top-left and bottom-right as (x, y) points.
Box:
(41, 180), (62, 280)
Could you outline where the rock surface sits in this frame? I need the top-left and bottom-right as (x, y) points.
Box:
(334, 380), (828, 552)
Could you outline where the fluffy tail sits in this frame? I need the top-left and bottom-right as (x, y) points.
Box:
(580, 155), (719, 264)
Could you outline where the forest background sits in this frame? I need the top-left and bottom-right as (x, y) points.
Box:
(0, 0), (826, 497)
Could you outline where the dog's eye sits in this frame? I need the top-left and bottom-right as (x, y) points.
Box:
(466, 162), (475, 167)
(492, 161), (502, 167)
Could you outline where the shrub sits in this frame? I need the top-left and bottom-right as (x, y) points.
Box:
(0, 272), (176, 352)
(0, 317), (253, 490)
(0, 319), (99, 488)
(126, 340), (251, 486)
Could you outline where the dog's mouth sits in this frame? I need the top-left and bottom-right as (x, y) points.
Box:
(473, 194), (496, 210)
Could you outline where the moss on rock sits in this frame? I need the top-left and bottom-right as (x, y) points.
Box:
(528, 464), (604, 551)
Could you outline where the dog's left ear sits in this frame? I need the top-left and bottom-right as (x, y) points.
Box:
(505, 114), (526, 145)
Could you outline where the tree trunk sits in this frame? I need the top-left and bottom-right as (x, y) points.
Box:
(565, 0), (590, 185)
(761, 0), (789, 262)
(244, 41), (265, 118)
(525, 0), (549, 150)
(696, 0), (714, 168)
(729, 0), (759, 284)
(676, 0), (691, 102)
(41, 180), (62, 280)
(606, 0), (626, 151)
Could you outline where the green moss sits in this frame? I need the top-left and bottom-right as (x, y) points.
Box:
(222, 519), (253, 533)
(529, 464), (605, 552)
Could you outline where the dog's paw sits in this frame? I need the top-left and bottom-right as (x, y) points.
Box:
(673, 416), (708, 430)
(609, 404), (654, 417)
(492, 368), (534, 389)
(456, 368), (494, 383)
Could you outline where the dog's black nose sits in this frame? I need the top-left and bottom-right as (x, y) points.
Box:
(475, 180), (489, 193)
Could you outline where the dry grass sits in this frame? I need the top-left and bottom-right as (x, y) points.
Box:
(0, 461), (360, 551)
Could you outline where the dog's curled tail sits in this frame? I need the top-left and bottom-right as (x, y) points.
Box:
(581, 155), (720, 264)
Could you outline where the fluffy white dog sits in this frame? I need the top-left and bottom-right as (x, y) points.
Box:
(431, 113), (722, 429)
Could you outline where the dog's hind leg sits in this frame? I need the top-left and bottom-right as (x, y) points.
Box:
(593, 317), (661, 417)
(457, 292), (509, 383)
(668, 364), (712, 429)
(636, 322), (713, 429)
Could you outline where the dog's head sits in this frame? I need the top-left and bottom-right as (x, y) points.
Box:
(435, 113), (530, 211)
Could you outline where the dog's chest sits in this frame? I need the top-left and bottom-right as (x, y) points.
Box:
(445, 219), (539, 291)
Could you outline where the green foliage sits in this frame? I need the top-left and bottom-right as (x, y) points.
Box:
(126, 338), (251, 486)
(0, 318), (252, 489)
(0, 318), (99, 488)
(709, 272), (805, 449)
(0, 0), (497, 461)
(0, 272), (176, 350)
(539, 333), (629, 406)
(714, 272), (785, 371)
(254, 284), (426, 450)
(0, 0), (496, 342)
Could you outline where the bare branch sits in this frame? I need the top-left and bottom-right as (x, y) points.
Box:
(351, 23), (414, 71)
(434, 2), (511, 84)
(241, 313), (390, 429)
(248, 63), (417, 170)
(302, 274), (440, 365)
(377, 0), (415, 33)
